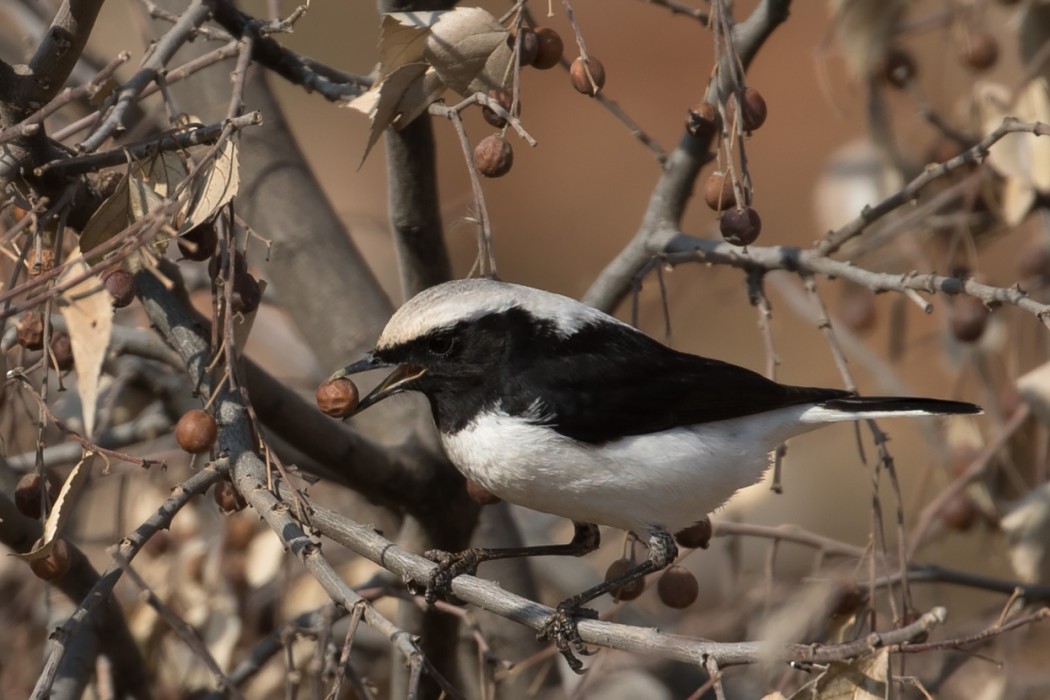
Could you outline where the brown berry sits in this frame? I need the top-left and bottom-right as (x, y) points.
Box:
(675, 519), (712, 549)
(15, 471), (59, 519)
(657, 565), (699, 609)
(49, 331), (74, 371)
(1018, 243), (1050, 280)
(473, 135), (514, 178)
(231, 271), (262, 314)
(532, 27), (564, 69)
(880, 47), (917, 88)
(178, 222), (218, 262)
(482, 88), (515, 129)
(605, 558), (645, 601)
(214, 480), (247, 514)
(949, 295), (989, 343)
(29, 538), (71, 581)
(175, 409), (217, 454)
(570, 57), (605, 95)
(703, 172), (737, 212)
(316, 378), (360, 418)
(466, 478), (501, 505)
(102, 269), (135, 308)
(726, 87), (767, 132)
(961, 32), (999, 71)
(939, 491), (978, 531)
(830, 581), (869, 618)
(686, 103), (721, 139)
(720, 206), (762, 246)
(839, 286), (877, 334)
(16, 312), (44, 350)
(509, 27), (539, 66)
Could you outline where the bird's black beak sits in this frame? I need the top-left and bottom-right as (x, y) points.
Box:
(329, 353), (427, 415)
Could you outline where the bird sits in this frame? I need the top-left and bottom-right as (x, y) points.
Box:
(332, 278), (981, 670)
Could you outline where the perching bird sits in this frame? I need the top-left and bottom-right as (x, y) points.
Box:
(333, 278), (981, 669)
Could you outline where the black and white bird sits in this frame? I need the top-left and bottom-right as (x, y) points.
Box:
(334, 278), (980, 668)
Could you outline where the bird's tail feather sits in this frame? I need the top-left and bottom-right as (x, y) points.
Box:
(800, 396), (982, 424)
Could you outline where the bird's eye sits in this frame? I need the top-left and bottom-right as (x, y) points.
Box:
(427, 334), (456, 356)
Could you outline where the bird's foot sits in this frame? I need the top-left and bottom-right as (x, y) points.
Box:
(539, 603), (599, 673)
(422, 548), (482, 606)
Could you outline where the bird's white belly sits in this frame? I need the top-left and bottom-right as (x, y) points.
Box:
(440, 407), (815, 535)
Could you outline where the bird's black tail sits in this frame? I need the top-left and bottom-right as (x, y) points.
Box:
(820, 396), (982, 416)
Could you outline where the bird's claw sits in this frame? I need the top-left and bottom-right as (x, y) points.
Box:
(539, 604), (598, 673)
(422, 548), (480, 606)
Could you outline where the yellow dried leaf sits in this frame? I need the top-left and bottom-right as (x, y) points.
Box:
(424, 7), (509, 96)
(17, 453), (93, 560)
(182, 138), (240, 231)
(58, 251), (114, 438)
(79, 174), (131, 253)
(379, 12), (437, 76)
(134, 151), (189, 198)
(349, 62), (431, 164)
(789, 649), (889, 699)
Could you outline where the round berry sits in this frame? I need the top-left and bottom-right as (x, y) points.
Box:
(214, 480), (247, 514)
(570, 57), (605, 95)
(482, 88), (515, 129)
(232, 272), (262, 314)
(939, 491), (978, 531)
(703, 172), (737, 212)
(102, 269), (135, 308)
(178, 222), (218, 262)
(473, 135), (514, 178)
(466, 478), (501, 505)
(726, 87), (767, 132)
(949, 295), (989, 343)
(316, 378), (360, 418)
(605, 558), (645, 601)
(29, 538), (71, 581)
(532, 28), (564, 70)
(656, 565), (699, 609)
(720, 206), (762, 246)
(686, 103), (721, 139)
(509, 26), (539, 66)
(839, 286), (877, 334)
(960, 31), (999, 72)
(49, 331), (74, 372)
(16, 312), (44, 350)
(675, 519), (712, 549)
(15, 471), (59, 519)
(880, 47), (917, 88)
(175, 409), (217, 454)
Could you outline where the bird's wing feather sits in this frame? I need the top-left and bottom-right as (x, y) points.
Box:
(506, 323), (850, 443)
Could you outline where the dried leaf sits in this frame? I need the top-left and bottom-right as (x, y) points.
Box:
(182, 138), (240, 231)
(133, 151), (189, 198)
(982, 79), (1050, 223)
(378, 12), (437, 76)
(59, 251), (114, 437)
(789, 649), (889, 700)
(17, 453), (93, 560)
(424, 7), (510, 96)
(349, 62), (431, 163)
(79, 174), (132, 253)
(1001, 483), (1050, 584)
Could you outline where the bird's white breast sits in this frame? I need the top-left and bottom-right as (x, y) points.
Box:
(440, 404), (822, 535)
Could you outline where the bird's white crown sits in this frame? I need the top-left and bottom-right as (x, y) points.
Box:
(376, 279), (624, 349)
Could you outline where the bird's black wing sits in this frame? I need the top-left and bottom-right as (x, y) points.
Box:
(505, 321), (850, 444)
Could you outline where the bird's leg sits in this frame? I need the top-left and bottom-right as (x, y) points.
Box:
(540, 528), (678, 673)
(423, 522), (601, 605)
